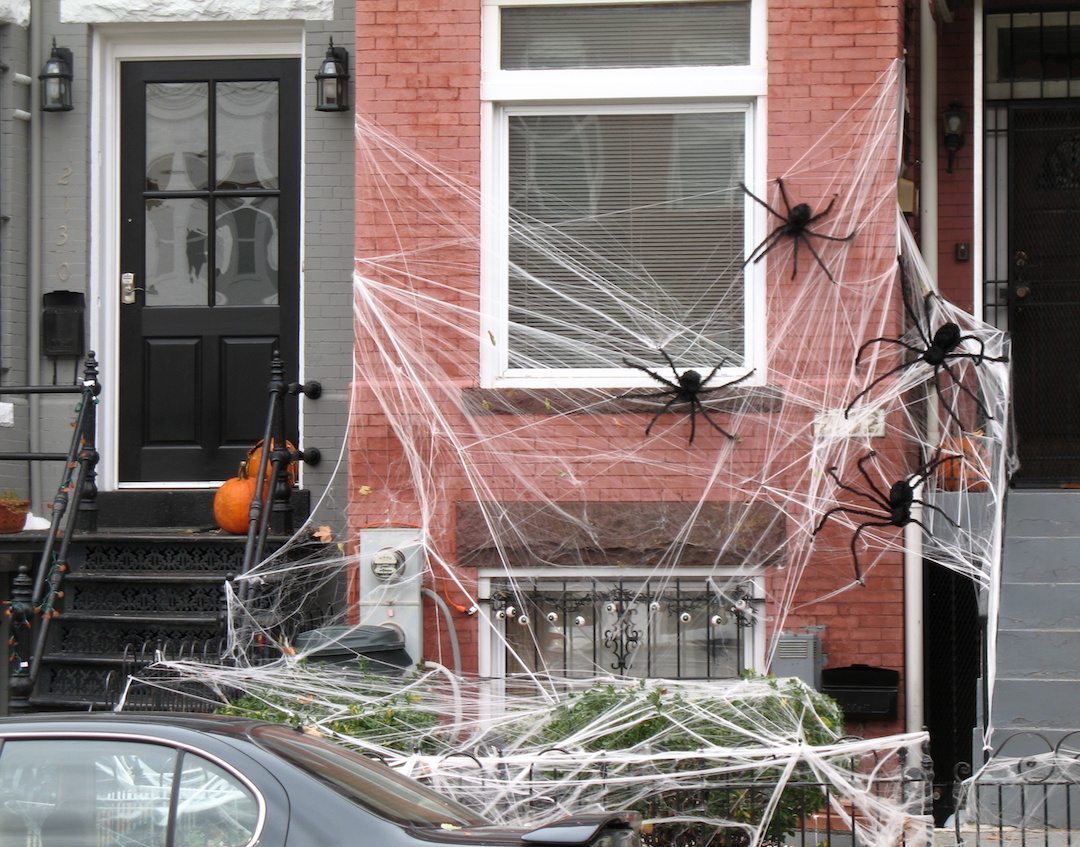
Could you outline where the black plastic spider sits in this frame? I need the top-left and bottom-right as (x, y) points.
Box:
(844, 274), (1009, 428)
(621, 349), (754, 444)
(813, 450), (959, 585)
(740, 178), (857, 283)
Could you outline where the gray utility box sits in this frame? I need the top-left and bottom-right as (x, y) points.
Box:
(772, 633), (824, 689)
(821, 664), (899, 720)
(293, 625), (414, 674)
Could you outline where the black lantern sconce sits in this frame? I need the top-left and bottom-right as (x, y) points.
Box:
(315, 38), (350, 112)
(942, 101), (965, 174)
(40, 39), (74, 112)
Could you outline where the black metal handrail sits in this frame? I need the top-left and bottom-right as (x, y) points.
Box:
(237, 351), (320, 602)
(3, 352), (101, 711)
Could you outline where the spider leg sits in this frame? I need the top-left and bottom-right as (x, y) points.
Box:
(687, 403), (698, 444)
(803, 224), (857, 243)
(658, 348), (681, 377)
(844, 359), (916, 418)
(644, 396), (681, 437)
(914, 500), (962, 530)
(740, 181), (788, 220)
(941, 360), (994, 421)
(798, 233), (838, 283)
(698, 367), (755, 394)
(825, 466), (882, 509)
(697, 361), (725, 389)
(813, 505), (890, 535)
(952, 337), (1010, 365)
(854, 336), (922, 367)
(743, 226), (788, 267)
(696, 398), (736, 440)
(776, 177), (796, 216)
(856, 451), (892, 505)
(849, 521), (894, 585)
(623, 358), (679, 391)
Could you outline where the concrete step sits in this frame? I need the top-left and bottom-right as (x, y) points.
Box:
(999, 584), (1080, 628)
(1000, 536), (1080, 582)
(1005, 490), (1080, 531)
(995, 630), (1080, 678)
(991, 678), (1080, 729)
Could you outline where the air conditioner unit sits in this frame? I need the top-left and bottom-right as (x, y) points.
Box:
(772, 632), (824, 690)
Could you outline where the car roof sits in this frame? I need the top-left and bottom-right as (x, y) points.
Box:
(0, 711), (267, 738)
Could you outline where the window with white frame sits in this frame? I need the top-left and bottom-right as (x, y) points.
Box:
(484, 572), (761, 681)
(482, 0), (764, 385)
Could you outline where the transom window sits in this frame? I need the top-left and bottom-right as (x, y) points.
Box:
(482, 0), (764, 386)
(489, 575), (758, 680)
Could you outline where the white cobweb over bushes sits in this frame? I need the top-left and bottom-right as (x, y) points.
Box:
(124, 60), (1010, 847)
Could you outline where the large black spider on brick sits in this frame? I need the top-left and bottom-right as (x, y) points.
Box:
(621, 349), (754, 444)
(739, 178), (857, 283)
(844, 272), (1009, 429)
(812, 450), (959, 586)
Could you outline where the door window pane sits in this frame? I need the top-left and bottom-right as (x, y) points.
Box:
(174, 755), (259, 847)
(215, 196), (279, 305)
(0, 739), (177, 847)
(216, 81), (280, 190)
(145, 197), (211, 306)
(146, 82), (210, 191)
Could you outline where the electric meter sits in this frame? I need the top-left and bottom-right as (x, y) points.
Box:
(371, 548), (406, 582)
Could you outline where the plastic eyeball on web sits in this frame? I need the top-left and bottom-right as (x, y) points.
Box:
(574, 615), (586, 627)
(605, 602), (617, 613)
(505, 606), (516, 618)
(649, 601), (660, 612)
(517, 614), (529, 626)
(734, 598), (748, 610)
(679, 611), (692, 623)
(710, 614), (724, 626)
(494, 609), (506, 620)
(546, 611), (559, 623)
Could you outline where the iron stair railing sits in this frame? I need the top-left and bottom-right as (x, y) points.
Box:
(2, 352), (101, 712)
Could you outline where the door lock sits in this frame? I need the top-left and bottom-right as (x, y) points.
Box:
(121, 272), (142, 305)
(1014, 250), (1029, 268)
(1015, 285), (1031, 299)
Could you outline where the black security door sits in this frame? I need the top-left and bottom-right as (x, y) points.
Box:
(1009, 103), (1080, 484)
(119, 60), (300, 482)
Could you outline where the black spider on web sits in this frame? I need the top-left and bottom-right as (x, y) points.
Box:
(844, 268), (1009, 429)
(812, 450), (959, 586)
(621, 348), (754, 445)
(739, 178), (857, 283)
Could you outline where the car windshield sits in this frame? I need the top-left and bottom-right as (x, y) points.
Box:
(251, 725), (487, 828)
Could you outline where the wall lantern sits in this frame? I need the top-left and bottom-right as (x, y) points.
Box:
(315, 38), (350, 112)
(942, 101), (965, 174)
(40, 39), (74, 112)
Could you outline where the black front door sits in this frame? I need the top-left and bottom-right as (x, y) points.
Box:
(119, 59), (300, 482)
(1009, 103), (1080, 484)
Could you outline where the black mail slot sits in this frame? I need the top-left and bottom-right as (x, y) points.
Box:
(821, 664), (899, 720)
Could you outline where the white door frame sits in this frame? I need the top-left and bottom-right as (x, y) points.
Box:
(89, 22), (305, 489)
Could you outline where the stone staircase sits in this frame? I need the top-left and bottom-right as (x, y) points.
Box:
(4, 489), (318, 712)
(990, 489), (1080, 751)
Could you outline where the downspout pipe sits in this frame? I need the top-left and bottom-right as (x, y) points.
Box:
(907, 0), (939, 736)
(28, 0), (44, 510)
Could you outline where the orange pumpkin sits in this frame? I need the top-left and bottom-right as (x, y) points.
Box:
(213, 464), (258, 534)
(936, 432), (990, 492)
(246, 438), (298, 497)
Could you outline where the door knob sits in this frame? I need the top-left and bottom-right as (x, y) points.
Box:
(121, 272), (143, 304)
(1015, 284), (1031, 299)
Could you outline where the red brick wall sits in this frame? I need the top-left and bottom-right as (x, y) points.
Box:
(352, 0), (907, 736)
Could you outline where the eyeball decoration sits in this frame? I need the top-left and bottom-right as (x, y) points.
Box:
(546, 611), (559, 623)
(494, 609), (506, 620)
(710, 614), (725, 626)
(649, 601), (661, 612)
(605, 602), (617, 613)
(517, 614), (529, 626)
(505, 606), (516, 618)
(679, 611), (692, 623)
(574, 615), (586, 627)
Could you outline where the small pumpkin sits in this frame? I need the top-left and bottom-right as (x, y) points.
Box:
(936, 431), (990, 492)
(213, 463), (258, 534)
(246, 438), (299, 497)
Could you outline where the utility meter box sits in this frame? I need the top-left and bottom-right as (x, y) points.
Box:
(358, 528), (424, 666)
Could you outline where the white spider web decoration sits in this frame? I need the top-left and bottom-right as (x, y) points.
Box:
(124, 60), (1013, 847)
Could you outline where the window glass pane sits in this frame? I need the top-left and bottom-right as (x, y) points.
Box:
(174, 754), (258, 847)
(0, 739), (177, 847)
(215, 197), (279, 305)
(508, 111), (745, 368)
(145, 197), (210, 306)
(146, 82), (210, 191)
(216, 81), (279, 190)
(500, 577), (746, 680)
(501, 2), (750, 69)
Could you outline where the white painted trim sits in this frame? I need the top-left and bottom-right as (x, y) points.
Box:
(973, 0), (985, 319)
(482, 67), (767, 103)
(89, 23), (305, 490)
(61, 0), (332, 23)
